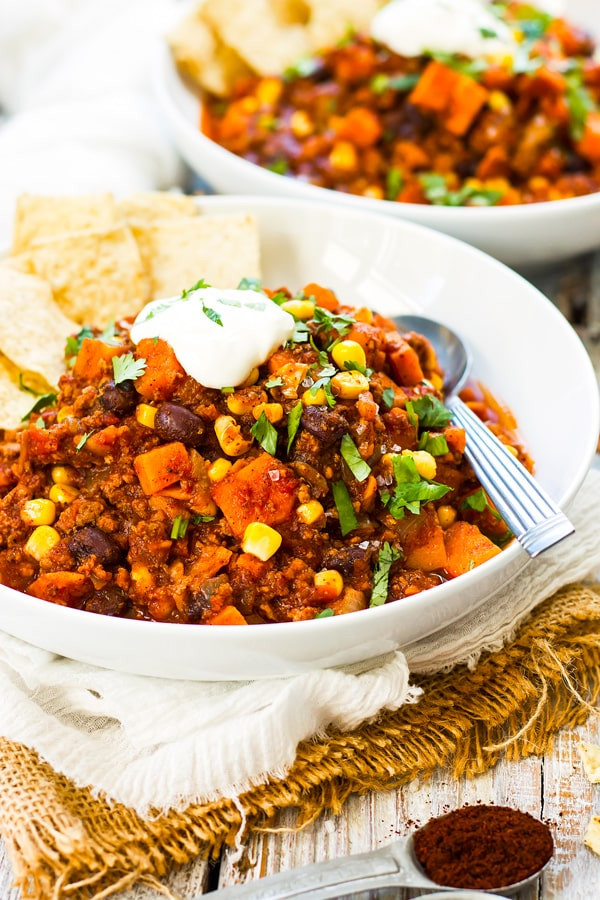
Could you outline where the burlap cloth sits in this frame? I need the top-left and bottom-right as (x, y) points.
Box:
(2, 477), (600, 898)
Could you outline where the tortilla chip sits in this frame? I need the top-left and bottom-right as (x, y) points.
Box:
(0, 353), (40, 428)
(0, 254), (34, 275)
(116, 192), (200, 225)
(28, 225), (148, 327)
(132, 214), (261, 299)
(585, 816), (600, 856)
(203, 0), (311, 76)
(168, 5), (252, 96)
(12, 193), (117, 255)
(305, 0), (386, 52)
(0, 268), (76, 390)
(578, 742), (600, 783)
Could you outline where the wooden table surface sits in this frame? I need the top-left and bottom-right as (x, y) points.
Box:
(1, 252), (599, 900)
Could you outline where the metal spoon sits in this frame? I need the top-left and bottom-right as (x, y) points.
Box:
(392, 314), (574, 558)
(209, 813), (551, 898)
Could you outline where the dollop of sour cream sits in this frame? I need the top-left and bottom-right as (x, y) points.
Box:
(130, 287), (295, 389)
(370, 0), (518, 60)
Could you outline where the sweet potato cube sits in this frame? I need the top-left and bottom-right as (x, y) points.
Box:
(387, 339), (425, 386)
(209, 605), (248, 625)
(135, 338), (185, 401)
(211, 452), (298, 538)
(443, 520), (501, 577)
(73, 338), (126, 381)
(577, 112), (600, 163)
(134, 442), (190, 495)
(28, 572), (94, 608)
(395, 506), (448, 571)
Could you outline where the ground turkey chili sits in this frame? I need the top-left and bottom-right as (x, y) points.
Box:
(413, 804), (554, 889)
(0, 281), (532, 625)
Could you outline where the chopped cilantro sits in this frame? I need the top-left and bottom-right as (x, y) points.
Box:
(371, 73), (420, 94)
(191, 514), (216, 524)
(514, 6), (552, 40)
(340, 434), (371, 482)
(383, 454), (451, 519)
(418, 432), (449, 456)
(382, 387), (395, 409)
(266, 159), (289, 175)
(283, 56), (321, 81)
(426, 51), (488, 80)
(386, 167), (404, 201)
(343, 359), (373, 377)
(312, 306), (354, 339)
(18, 374), (42, 397)
(201, 302), (223, 327)
(217, 297), (242, 308)
(181, 278), (211, 298)
(461, 487), (502, 519)
(99, 320), (120, 346)
(221, 386), (234, 394)
(238, 277), (263, 291)
(250, 411), (278, 455)
(34, 416), (46, 430)
(65, 325), (94, 358)
(288, 319), (311, 345)
(332, 480), (358, 536)
(265, 376), (283, 389)
(314, 608), (335, 619)
(420, 173), (503, 207)
(286, 401), (303, 454)
(112, 353), (147, 385)
(479, 26), (498, 38)
(21, 393), (57, 422)
(565, 70), (596, 141)
(171, 515), (189, 540)
(408, 395), (453, 429)
(269, 290), (289, 306)
(308, 365), (337, 408)
(370, 542), (402, 607)
(76, 431), (94, 452)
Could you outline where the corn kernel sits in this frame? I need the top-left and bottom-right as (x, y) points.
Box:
(56, 406), (74, 423)
(242, 367), (260, 387)
(49, 484), (80, 504)
(331, 340), (367, 372)
(252, 402), (284, 423)
(302, 387), (327, 406)
(402, 449), (437, 480)
(363, 185), (384, 200)
(331, 371), (369, 399)
(488, 90), (511, 113)
(208, 458), (233, 482)
(314, 569), (344, 598)
(353, 307), (373, 324)
(290, 110), (314, 137)
(241, 522), (282, 561)
(296, 500), (324, 525)
(51, 465), (77, 485)
(437, 505), (457, 529)
(214, 415), (253, 456)
(227, 390), (266, 416)
(430, 372), (444, 391)
(280, 298), (315, 320)
(255, 77), (282, 107)
(136, 404), (157, 428)
(239, 96), (259, 114)
(329, 141), (358, 172)
(505, 444), (519, 457)
(528, 175), (549, 192)
(24, 525), (61, 561)
(21, 499), (56, 526)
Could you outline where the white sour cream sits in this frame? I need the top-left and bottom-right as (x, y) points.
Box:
(130, 287), (295, 389)
(370, 0), (518, 60)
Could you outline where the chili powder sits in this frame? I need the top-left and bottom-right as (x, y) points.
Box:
(412, 804), (554, 890)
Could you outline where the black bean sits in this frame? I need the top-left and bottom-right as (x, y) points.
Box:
(68, 526), (122, 568)
(322, 544), (373, 578)
(186, 575), (229, 621)
(301, 405), (347, 447)
(85, 585), (129, 617)
(99, 379), (137, 415)
(154, 403), (205, 446)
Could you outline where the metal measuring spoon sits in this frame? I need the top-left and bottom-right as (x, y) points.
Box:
(210, 812), (552, 898)
(392, 313), (575, 558)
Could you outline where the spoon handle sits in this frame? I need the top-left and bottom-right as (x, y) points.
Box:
(446, 396), (574, 557)
(208, 840), (439, 898)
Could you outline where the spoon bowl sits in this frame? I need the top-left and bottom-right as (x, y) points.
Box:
(392, 314), (575, 558)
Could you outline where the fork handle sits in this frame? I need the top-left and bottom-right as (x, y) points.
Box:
(446, 396), (574, 558)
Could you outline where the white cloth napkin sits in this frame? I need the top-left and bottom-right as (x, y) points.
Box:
(0, 468), (598, 817)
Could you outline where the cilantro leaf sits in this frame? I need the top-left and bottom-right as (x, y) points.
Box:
(181, 278), (211, 299)
(386, 167), (404, 201)
(192, 515), (216, 524)
(76, 431), (94, 452)
(461, 487), (502, 519)
(283, 56), (321, 81)
(65, 325), (94, 358)
(265, 377), (283, 389)
(479, 26), (498, 38)
(565, 70), (596, 141)
(112, 353), (147, 385)
(21, 393), (57, 422)
(287, 401), (303, 454)
(418, 432), (449, 456)
(201, 302), (223, 327)
(420, 173), (503, 207)
(99, 320), (120, 346)
(314, 608), (335, 619)
(332, 480), (358, 536)
(426, 51), (488, 80)
(382, 387), (395, 409)
(171, 515), (189, 539)
(266, 159), (289, 175)
(383, 454), (451, 519)
(250, 411), (278, 455)
(308, 365), (337, 408)
(238, 277), (263, 291)
(370, 542), (402, 607)
(340, 434), (371, 482)
(343, 359), (373, 377)
(312, 306), (354, 339)
(288, 320), (311, 345)
(408, 395), (453, 429)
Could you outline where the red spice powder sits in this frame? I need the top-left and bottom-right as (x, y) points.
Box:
(412, 804), (554, 890)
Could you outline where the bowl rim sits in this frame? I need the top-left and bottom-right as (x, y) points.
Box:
(154, 39), (600, 223)
(5, 193), (598, 640)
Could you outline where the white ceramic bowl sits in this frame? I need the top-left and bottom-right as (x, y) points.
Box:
(0, 196), (597, 680)
(154, 0), (600, 269)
